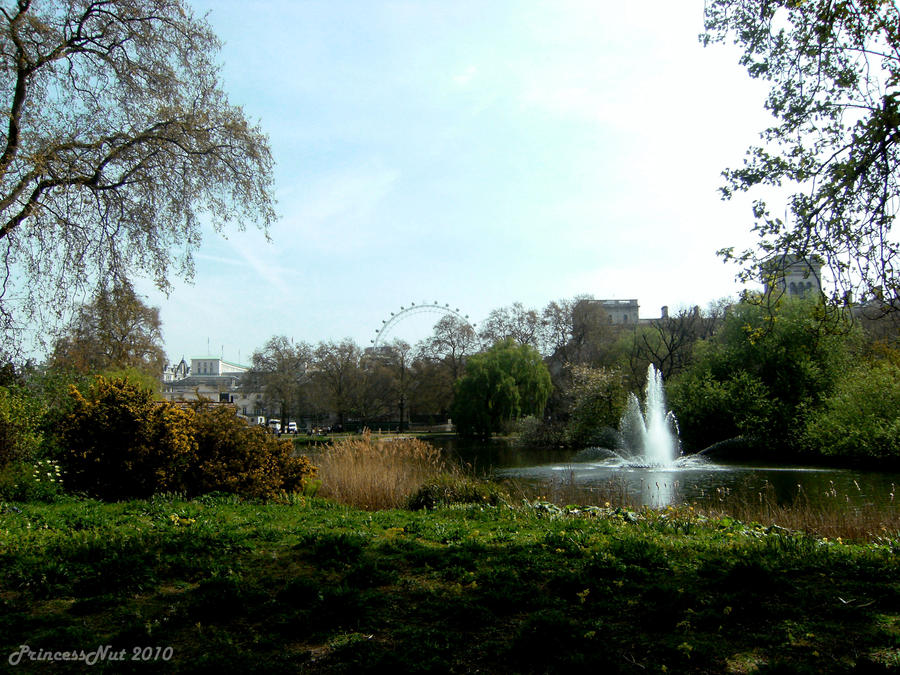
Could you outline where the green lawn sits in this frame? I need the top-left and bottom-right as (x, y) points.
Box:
(1, 496), (899, 673)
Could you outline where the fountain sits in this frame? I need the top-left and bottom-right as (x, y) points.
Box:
(499, 363), (700, 506)
(617, 364), (680, 467)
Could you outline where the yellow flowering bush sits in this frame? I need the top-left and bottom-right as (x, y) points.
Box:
(58, 376), (197, 499)
(56, 377), (316, 500)
(187, 402), (316, 500)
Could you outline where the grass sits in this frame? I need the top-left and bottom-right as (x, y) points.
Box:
(2, 495), (900, 673)
(4, 437), (900, 672)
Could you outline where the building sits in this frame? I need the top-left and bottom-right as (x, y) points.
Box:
(575, 298), (641, 325)
(761, 254), (824, 299)
(600, 298), (640, 324)
(162, 357), (189, 382)
(161, 357), (264, 419)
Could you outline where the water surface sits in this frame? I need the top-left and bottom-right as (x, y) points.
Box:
(430, 437), (900, 509)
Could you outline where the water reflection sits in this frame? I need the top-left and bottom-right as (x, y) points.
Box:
(498, 456), (900, 509)
(428, 437), (900, 510)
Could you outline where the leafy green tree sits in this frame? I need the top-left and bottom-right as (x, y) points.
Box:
(48, 280), (166, 377)
(563, 365), (629, 447)
(0, 0), (275, 348)
(451, 338), (552, 438)
(667, 298), (858, 453)
(704, 1), (900, 305)
(0, 383), (42, 468)
(804, 357), (900, 460)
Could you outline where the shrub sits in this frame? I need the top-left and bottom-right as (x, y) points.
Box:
(57, 376), (197, 499)
(803, 359), (900, 460)
(407, 473), (510, 510)
(0, 458), (67, 502)
(0, 385), (43, 468)
(515, 415), (565, 447)
(55, 378), (316, 501)
(187, 402), (316, 500)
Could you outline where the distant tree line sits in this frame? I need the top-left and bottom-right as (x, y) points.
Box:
(6, 280), (900, 466)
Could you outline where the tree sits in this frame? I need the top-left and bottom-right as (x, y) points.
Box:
(563, 365), (629, 447)
(451, 338), (552, 438)
(704, 1), (900, 306)
(416, 314), (478, 417)
(0, 0), (275, 347)
(804, 356), (900, 459)
(549, 296), (619, 366)
(406, 353), (452, 423)
(478, 302), (544, 353)
(423, 314), (478, 381)
(370, 339), (414, 430)
(541, 295), (594, 364)
(246, 336), (312, 426)
(48, 279), (166, 376)
(354, 349), (395, 428)
(667, 297), (859, 453)
(311, 339), (362, 430)
(629, 303), (725, 381)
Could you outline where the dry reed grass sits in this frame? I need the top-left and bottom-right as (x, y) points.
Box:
(313, 431), (454, 510)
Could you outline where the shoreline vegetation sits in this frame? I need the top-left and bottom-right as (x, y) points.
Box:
(3, 434), (899, 673)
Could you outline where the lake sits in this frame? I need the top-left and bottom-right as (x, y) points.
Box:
(428, 436), (900, 510)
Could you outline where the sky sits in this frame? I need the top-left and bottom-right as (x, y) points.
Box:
(140, 0), (776, 366)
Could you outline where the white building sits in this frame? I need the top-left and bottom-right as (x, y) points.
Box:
(161, 357), (265, 420)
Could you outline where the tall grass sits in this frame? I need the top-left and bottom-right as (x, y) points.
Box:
(700, 480), (900, 542)
(505, 473), (900, 542)
(313, 431), (454, 510)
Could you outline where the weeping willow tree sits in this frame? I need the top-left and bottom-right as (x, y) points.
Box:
(703, 0), (900, 308)
(0, 0), (275, 356)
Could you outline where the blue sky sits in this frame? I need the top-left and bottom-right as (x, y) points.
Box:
(143, 0), (774, 365)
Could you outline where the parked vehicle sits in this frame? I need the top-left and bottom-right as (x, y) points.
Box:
(286, 421), (298, 434)
(267, 419), (281, 433)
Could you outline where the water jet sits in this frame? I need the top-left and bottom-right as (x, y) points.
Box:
(617, 364), (681, 467)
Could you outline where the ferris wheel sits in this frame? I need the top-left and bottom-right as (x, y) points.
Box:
(372, 302), (475, 349)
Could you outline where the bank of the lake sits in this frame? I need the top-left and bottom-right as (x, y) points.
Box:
(2, 496), (899, 673)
